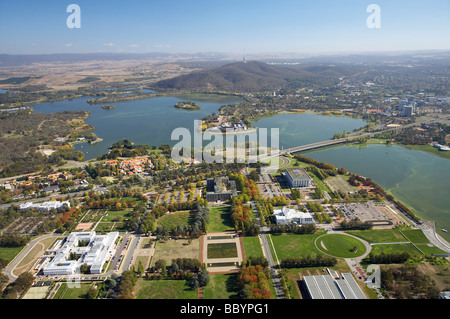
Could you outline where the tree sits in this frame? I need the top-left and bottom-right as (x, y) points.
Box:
(189, 273), (199, 289)
(14, 272), (34, 291)
(198, 269), (210, 287)
(86, 286), (97, 299)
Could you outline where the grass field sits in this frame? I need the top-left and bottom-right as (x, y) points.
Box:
(269, 231), (325, 261)
(316, 234), (367, 258)
(0, 246), (23, 263)
(208, 206), (234, 232)
(400, 229), (431, 243)
(157, 211), (191, 230)
(202, 273), (239, 299)
(242, 236), (264, 259)
(369, 243), (423, 256)
(345, 229), (406, 243)
(53, 283), (92, 299)
(135, 279), (198, 299)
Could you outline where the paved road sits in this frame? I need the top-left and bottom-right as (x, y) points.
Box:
(250, 201), (285, 299)
(3, 232), (61, 282)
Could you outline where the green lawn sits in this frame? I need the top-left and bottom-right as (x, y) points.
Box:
(135, 279), (198, 299)
(269, 231), (325, 262)
(53, 283), (92, 299)
(369, 243), (423, 256)
(242, 236), (264, 259)
(208, 206), (234, 232)
(101, 209), (132, 222)
(157, 211), (191, 230)
(400, 229), (430, 243)
(202, 273), (239, 299)
(316, 234), (367, 258)
(345, 229), (406, 243)
(0, 246), (23, 263)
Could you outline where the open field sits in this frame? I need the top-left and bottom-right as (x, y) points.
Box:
(269, 231), (325, 261)
(0, 246), (23, 263)
(242, 236), (264, 259)
(157, 211), (191, 229)
(135, 279), (198, 299)
(53, 283), (92, 299)
(150, 238), (200, 266)
(202, 273), (239, 299)
(345, 229), (406, 243)
(208, 206), (234, 232)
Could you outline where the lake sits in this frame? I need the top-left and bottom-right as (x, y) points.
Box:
(34, 94), (244, 159)
(252, 112), (366, 149)
(34, 96), (367, 160)
(304, 143), (450, 242)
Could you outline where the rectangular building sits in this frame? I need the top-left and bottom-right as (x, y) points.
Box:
(302, 272), (366, 299)
(284, 168), (312, 188)
(206, 176), (238, 202)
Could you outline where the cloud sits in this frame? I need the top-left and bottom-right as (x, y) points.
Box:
(103, 42), (115, 47)
(129, 44), (140, 48)
(65, 43), (73, 47)
(154, 44), (171, 48)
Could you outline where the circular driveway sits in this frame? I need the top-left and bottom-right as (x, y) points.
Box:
(314, 231), (372, 260)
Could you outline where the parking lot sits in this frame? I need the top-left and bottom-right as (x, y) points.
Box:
(337, 202), (397, 228)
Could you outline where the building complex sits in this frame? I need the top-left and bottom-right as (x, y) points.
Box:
(273, 207), (313, 225)
(42, 231), (119, 276)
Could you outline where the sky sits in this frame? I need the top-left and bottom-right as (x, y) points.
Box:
(0, 0), (449, 55)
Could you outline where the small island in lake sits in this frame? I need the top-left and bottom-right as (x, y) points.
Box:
(101, 105), (117, 110)
(174, 101), (200, 110)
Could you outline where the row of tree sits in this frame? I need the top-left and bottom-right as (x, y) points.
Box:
(280, 254), (338, 269)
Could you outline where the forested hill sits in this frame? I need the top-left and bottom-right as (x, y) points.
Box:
(150, 61), (313, 92)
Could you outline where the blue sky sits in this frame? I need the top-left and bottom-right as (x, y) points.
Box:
(0, 0), (449, 55)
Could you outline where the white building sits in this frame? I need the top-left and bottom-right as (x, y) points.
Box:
(19, 200), (70, 211)
(43, 231), (119, 276)
(274, 207), (313, 225)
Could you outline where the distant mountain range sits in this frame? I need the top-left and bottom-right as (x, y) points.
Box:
(151, 60), (313, 92)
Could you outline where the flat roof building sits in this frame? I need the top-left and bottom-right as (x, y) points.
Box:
(42, 231), (119, 276)
(206, 176), (238, 203)
(302, 272), (366, 299)
(284, 168), (312, 188)
(20, 200), (70, 211)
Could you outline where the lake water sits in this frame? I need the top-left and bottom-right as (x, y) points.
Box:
(252, 113), (366, 149)
(34, 95), (244, 159)
(305, 143), (450, 242)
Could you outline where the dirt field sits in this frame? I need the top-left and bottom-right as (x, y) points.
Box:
(151, 238), (200, 266)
